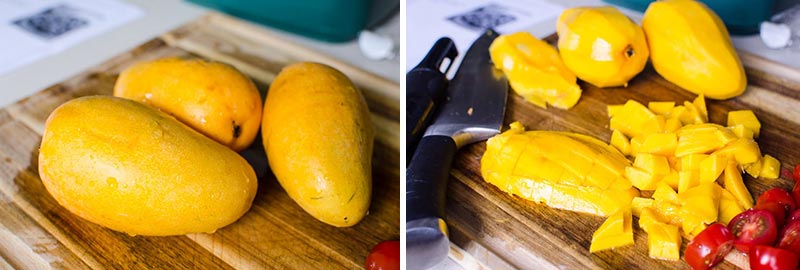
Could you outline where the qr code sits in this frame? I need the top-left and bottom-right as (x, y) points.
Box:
(447, 4), (516, 31)
(13, 5), (88, 39)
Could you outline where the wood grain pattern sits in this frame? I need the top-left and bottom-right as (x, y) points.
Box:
(444, 36), (800, 269)
(0, 13), (398, 269)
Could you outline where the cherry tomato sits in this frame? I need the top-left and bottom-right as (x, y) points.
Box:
(788, 209), (800, 225)
(757, 188), (797, 213)
(793, 163), (800, 183)
(728, 209), (778, 253)
(685, 223), (735, 270)
(748, 245), (799, 270)
(778, 222), (800, 256)
(792, 184), (800, 210)
(754, 201), (787, 228)
(366, 240), (399, 270)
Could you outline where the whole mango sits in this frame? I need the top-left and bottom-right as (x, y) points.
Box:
(114, 57), (262, 151)
(38, 96), (257, 236)
(557, 6), (649, 88)
(643, 0), (746, 100)
(262, 62), (373, 227)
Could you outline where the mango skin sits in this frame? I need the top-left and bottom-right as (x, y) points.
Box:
(557, 6), (649, 88)
(643, 0), (746, 100)
(114, 57), (262, 151)
(38, 96), (257, 236)
(262, 62), (373, 227)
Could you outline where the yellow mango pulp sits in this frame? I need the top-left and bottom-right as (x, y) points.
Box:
(610, 129), (632, 156)
(728, 110), (761, 138)
(489, 32), (582, 109)
(649, 102), (675, 116)
(724, 160), (753, 209)
(645, 220), (681, 261)
(642, 0), (746, 99)
(760, 155), (780, 179)
(590, 209), (634, 252)
(481, 122), (637, 216)
(557, 6), (649, 87)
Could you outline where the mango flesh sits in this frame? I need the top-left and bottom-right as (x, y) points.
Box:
(557, 6), (649, 88)
(38, 96), (257, 236)
(262, 62), (373, 227)
(114, 57), (263, 151)
(489, 32), (582, 109)
(642, 0), (746, 99)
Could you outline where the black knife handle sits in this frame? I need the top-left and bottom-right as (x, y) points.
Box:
(406, 135), (457, 222)
(406, 38), (458, 162)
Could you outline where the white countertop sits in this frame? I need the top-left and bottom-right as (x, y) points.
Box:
(0, 0), (400, 108)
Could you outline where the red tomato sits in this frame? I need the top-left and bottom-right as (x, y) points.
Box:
(788, 209), (800, 225)
(792, 184), (800, 210)
(366, 240), (399, 270)
(778, 222), (800, 256)
(748, 245), (799, 270)
(793, 164), (800, 183)
(758, 188), (797, 213)
(754, 201), (787, 227)
(685, 223), (735, 270)
(728, 209), (778, 253)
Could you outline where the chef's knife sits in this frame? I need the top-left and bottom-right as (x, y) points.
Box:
(406, 37), (458, 162)
(406, 29), (507, 270)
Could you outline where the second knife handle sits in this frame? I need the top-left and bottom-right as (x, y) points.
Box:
(406, 135), (457, 222)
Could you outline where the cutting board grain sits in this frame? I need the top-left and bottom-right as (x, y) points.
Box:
(444, 35), (800, 270)
(0, 13), (398, 270)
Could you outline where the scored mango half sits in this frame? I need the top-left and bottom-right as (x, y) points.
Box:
(489, 32), (582, 109)
(557, 6), (649, 88)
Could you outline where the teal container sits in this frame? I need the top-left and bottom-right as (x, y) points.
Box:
(187, 0), (398, 42)
(603, 0), (776, 35)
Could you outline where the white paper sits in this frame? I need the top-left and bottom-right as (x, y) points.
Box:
(407, 0), (563, 76)
(0, 0), (143, 76)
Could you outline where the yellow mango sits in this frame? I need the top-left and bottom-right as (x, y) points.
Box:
(662, 170), (680, 190)
(626, 166), (659, 191)
(608, 105), (625, 117)
(38, 96), (257, 236)
(654, 200), (683, 226)
(679, 101), (707, 125)
(678, 170), (699, 194)
(634, 153), (671, 176)
(609, 100), (657, 138)
(639, 208), (663, 232)
(718, 186), (745, 225)
(729, 124), (755, 140)
(724, 160), (753, 209)
(557, 6), (649, 88)
(664, 118), (683, 133)
(591, 209), (634, 252)
(649, 102), (675, 116)
(743, 159), (763, 178)
(262, 62), (374, 227)
(728, 110), (761, 138)
(610, 129), (632, 156)
(760, 154), (780, 179)
(632, 197), (655, 217)
(113, 57), (262, 151)
(675, 124), (737, 157)
(699, 153), (727, 184)
(693, 95), (709, 121)
(678, 183), (720, 223)
(490, 32), (582, 109)
(652, 182), (679, 204)
(482, 122), (638, 216)
(642, 0), (746, 99)
(678, 154), (708, 172)
(715, 139), (762, 165)
(646, 221), (681, 261)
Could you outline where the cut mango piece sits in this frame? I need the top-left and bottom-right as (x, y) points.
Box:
(679, 183), (720, 223)
(632, 197), (655, 217)
(661, 170), (680, 190)
(626, 166), (659, 191)
(609, 100), (657, 138)
(728, 124), (754, 140)
(608, 105), (625, 118)
(699, 154), (726, 184)
(678, 170), (699, 194)
(610, 129), (631, 156)
(634, 153), (671, 176)
(723, 160), (753, 209)
(638, 133), (678, 156)
(675, 124), (737, 157)
(679, 154), (708, 171)
(665, 118), (683, 133)
(590, 209), (633, 252)
(719, 193), (745, 225)
(715, 139), (761, 165)
(652, 182), (679, 204)
(727, 110), (760, 138)
(646, 221), (681, 261)
(648, 102), (675, 116)
(743, 159), (762, 178)
(654, 200), (683, 226)
(760, 154), (780, 179)
(693, 95), (708, 121)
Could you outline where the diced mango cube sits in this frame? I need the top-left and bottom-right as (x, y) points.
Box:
(699, 154), (727, 184)
(679, 101), (706, 125)
(661, 170), (680, 190)
(641, 115), (667, 135)
(654, 200), (682, 225)
(715, 139), (762, 165)
(724, 160), (753, 209)
(743, 159), (762, 178)
(590, 209), (634, 252)
(608, 105), (625, 118)
(632, 197), (655, 217)
(719, 196), (745, 225)
(639, 207), (663, 232)
(609, 100), (657, 138)
(638, 133), (678, 156)
(678, 170), (699, 194)
(634, 153), (671, 176)
(626, 166), (659, 191)
(728, 110), (760, 138)
(649, 102), (675, 116)
(728, 124), (755, 140)
(665, 118), (682, 133)
(652, 182), (679, 204)
(610, 129), (631, 156)
(679, 154), (708, 171)
(675, 124), (737, 157)
(693, 95), (708, 122)
(760, 154), (780, 179)
(647, 221), (681, 261)
(630, 135), (644, 156)
(679, 184), (720, 223)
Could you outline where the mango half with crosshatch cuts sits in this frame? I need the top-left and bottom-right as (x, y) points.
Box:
(643, 0), (746, 99)
(481, 122), (638, 217)
(489, 31), (582, 109)
(557, 6), (649, 88)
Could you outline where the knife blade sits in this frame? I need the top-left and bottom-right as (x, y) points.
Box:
(406, 29), (508, 270)
(406, 38), (458, 162)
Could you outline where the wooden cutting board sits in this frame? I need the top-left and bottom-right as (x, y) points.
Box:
(445, 36), (800, 269)
(0, 13), (398, 270)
